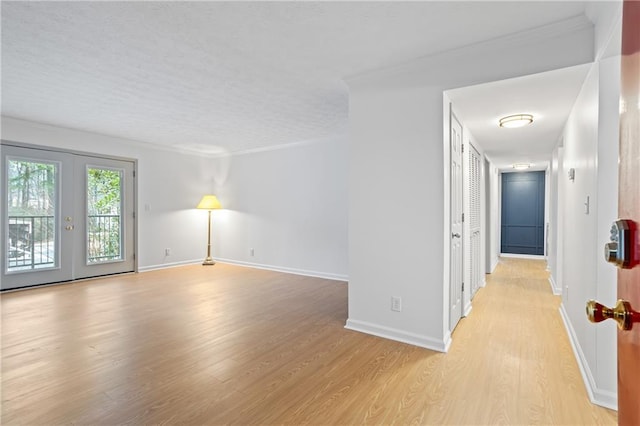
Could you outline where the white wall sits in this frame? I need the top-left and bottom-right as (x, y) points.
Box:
(547, 145), (563, 295)
(346, 86), (449, 350)
(346, 17), (594, 352)
(486, 158), (501, 273)
(544, 168), (550, 257)
(557, 52), (621, 409)
(554, 1), (621, 409)
(211, 137), (348, 280)
(1, 117), (349, 279)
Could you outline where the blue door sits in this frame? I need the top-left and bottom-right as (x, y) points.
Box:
(501, 171), (545, 255)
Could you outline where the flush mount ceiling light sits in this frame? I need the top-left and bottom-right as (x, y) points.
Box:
(512, 163), (531, 170)
(499, 114), (534, 128)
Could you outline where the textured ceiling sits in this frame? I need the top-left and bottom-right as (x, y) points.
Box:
(1, 1), (589, 155)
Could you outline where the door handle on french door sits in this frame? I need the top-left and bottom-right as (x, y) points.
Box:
(65, 225), (74, 231)
(452, 233), (461, 238)
(586, 299), (638, 330)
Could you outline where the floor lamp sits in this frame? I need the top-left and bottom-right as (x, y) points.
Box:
(196, 195), (222, 266)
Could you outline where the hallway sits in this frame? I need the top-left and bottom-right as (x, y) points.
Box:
(1, 259), (617, 424)
(445, 257), (617, 424)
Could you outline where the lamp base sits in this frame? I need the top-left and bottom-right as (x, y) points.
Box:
(202, 257), (216, 266)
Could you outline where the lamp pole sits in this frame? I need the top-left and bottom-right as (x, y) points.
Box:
(203, 209), (215, 265)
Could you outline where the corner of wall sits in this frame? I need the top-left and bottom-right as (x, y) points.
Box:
(345, 319), (451, 353)
(548, 275), (562, 295)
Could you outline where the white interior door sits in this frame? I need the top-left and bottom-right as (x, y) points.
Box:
(450, 111), (464, 330)
(2, 144), (135, 290)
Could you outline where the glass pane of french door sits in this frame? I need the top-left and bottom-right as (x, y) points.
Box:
(1, 144), (135, 289)
(2, 145), (74, 289)
(6, 158), (57, 271)
(87, 167), (124, 264)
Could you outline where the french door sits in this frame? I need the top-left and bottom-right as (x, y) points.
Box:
(1, 144), (135, 290)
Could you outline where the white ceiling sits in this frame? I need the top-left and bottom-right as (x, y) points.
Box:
(446, 64), (592, 170)
(1, 1), (590, 156)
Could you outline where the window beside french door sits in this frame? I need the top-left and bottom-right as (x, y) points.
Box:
(2, 144), (136, 290)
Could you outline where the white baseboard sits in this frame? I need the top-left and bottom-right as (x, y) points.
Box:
(139, 259), (201, 272)
(500, 253), (545, 260)
(463, 301), (472, 317)
(548, 276), (562, 295)
(215, 258), (348, 282)
(140, 257), (348, 282)
(344, 319), (450, 353)
(559, 304), (617, 410)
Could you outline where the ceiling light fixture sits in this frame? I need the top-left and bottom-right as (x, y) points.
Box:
(499, 114), (534, 128)
(512, 163), (531, 170)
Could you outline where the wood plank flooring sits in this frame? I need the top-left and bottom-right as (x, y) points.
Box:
(1, 258), (617, 425)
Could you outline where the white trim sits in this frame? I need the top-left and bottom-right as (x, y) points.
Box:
(140, 257), (348, 282)
(548, 276), (562, 295)
(1, 117), (343, 158)
(214, 258), (348, 282)
(210, 135), (344, 159)
(500, 253), (545, 260)
(443, 331), (452, 352)
(138, 259), (202, 272)
(559, 304), (617, 410)
(344, 319), (451, 353)
(1, 138), (137, 164)
(481, 278), (487, 288)
(463, 301), (472, 317)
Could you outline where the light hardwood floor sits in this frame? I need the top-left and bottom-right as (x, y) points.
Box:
(1, 258), (616, 425)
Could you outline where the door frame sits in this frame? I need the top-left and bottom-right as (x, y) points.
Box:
(1, 140), (138, 289)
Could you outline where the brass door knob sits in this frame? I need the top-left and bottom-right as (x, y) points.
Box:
(586, 299), (637, 330)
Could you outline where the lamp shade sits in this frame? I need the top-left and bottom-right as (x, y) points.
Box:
(196, 195), (222, 210)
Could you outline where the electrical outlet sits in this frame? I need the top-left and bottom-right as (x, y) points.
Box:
(391, 296), (402, 312)
(165, 248), (171, 256)
(250, 248), (255, 257)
